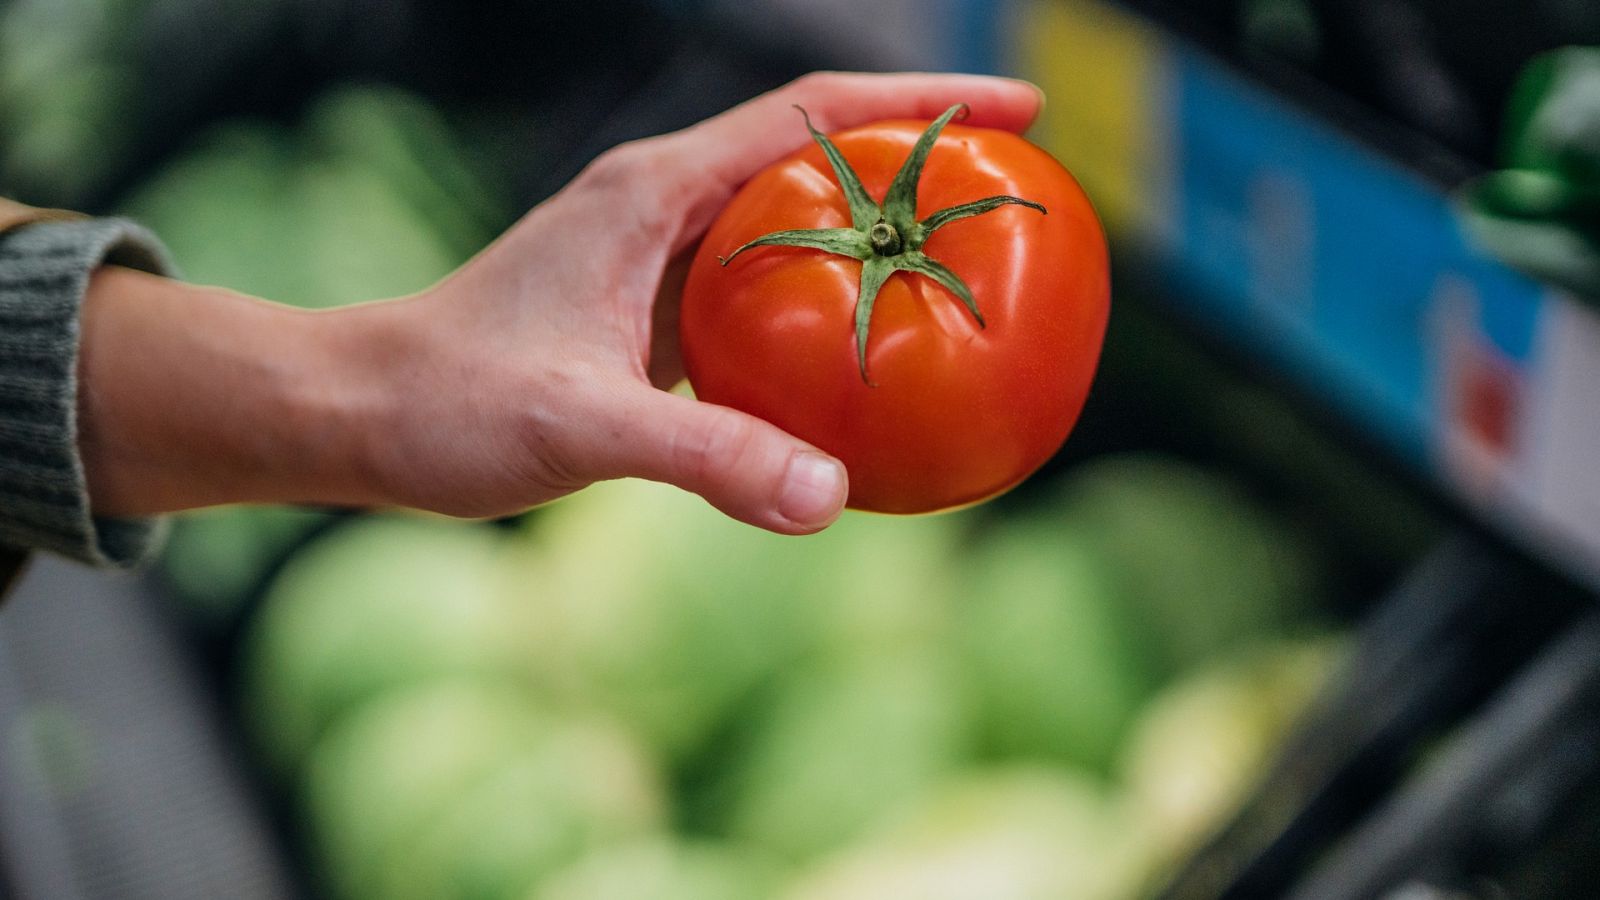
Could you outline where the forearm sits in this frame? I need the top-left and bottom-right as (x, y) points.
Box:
(77, 266), (399, 515)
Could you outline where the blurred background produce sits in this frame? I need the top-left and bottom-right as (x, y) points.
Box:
(5, 1), (1600, 899)
(237, 466), (1349, 900)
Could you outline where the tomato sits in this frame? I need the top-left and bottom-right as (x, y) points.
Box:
(680, 106), (1108, 514)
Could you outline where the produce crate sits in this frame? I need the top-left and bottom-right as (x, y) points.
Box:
(1006, 0), (1600, 594)
(991, 1), (1600, 896)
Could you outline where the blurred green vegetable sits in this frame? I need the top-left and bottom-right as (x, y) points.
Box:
(240, 516), (532, 777)
(1458, 206), (1600, 293)
(378, 716), (663, 900)
(1121, 638), (1340, 864)
(703, 650), (971, 862)
(958, 523), (1157, 775)
(237, 452), (1343, 897)
(301, 86), (507, 262)
(782, 766), (1152, 900)
(123, 122), (310, 300)
(123, 84), (502, 308)
(293, 155), (461, 306)
(0, 0), (139, 205)
(304, 681), (663, 900)
(1047, 454), (1326, 678)
(160, 504), (330, 627)
(508, 479), (822, 767)
(1460, 46), (1600, 298)
(1504, 47), (1600, 186)
(796, 512), (964, 658)
(1467, 167), (1600, 221)
(533, 837), (780, 900)
(510, 479), (964, 769)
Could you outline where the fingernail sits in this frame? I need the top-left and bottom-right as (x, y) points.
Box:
(780, 451), (847, 529)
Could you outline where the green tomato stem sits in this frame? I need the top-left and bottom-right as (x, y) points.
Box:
(719, 104), (1049, 384)
(869, 222), (902, 256)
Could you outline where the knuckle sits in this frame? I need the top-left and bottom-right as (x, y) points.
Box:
(675, 409), (759, 487)
(790, 70), (837, 96)
(576, 139), (677, 233)
(578, 140), (648, 190)
(784, 71), (845, 114)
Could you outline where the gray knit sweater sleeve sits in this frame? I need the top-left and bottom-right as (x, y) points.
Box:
(0, 218), (175, 568)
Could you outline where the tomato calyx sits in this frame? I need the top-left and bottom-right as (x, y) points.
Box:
(868, 221), (902, 256)
(717, 104), (1048, 384)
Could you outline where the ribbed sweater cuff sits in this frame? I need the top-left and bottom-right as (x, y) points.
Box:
(0, 218), (175, 568)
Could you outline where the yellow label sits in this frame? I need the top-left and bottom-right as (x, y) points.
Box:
(1014, 0), (1168, 238)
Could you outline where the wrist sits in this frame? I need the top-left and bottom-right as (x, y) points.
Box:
(77, 267), (404, 514)
(307, 296), (432, 511)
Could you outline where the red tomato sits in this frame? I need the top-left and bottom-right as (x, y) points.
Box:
(680, 107), (1108, 514)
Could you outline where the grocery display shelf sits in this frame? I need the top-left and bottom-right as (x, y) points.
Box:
(973, 3), (1600, 897)
(1155, 534), (1600, 899)
(993, 0), (1600, 593)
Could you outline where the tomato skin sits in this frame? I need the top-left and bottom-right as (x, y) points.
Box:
(680, 119), (1109, 514)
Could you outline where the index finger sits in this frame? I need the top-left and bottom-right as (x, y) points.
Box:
(656, 72), (1045, 250)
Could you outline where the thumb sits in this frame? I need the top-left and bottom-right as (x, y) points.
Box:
(591, 387), (848, 534)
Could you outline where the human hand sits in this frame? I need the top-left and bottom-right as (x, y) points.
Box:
(79, 73), (1043, 533)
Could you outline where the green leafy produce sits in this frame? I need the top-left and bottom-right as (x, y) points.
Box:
(781, 766), (1152, 900)
(1467, 167), (1600, 221)
(702, 650), (971, 862)
(799, 511), (965, 658)
(121, 122), (312, 302)
(122, 121), (455, 308)
(1458, 205), (1600, 294)
(303, 681), (663, 900)
(122, 84), (501, 308)
(0, 0), (139, 205)
(1459, 47), (1600, 298)
(301, 85), (508, 261)
(509, 479), (819, 766)
(510, 478), (963, 768)
(1503, 47), (1600, 187)
(160, 504), (330, 627)
(958, 524), (1157, 775)
(293, 154), (461, 306)
(240, 516), (532, 777)
(533, 837), (780, 900)
(221, 445), (1345, 897)
(1121, 638), (1340, 863)
(377, 717), (664, 900)
(1048, 454), (1326, 677)
(303, 681), (548, 900)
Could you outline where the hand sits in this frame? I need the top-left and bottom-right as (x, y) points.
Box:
(79, 72), (1043, 533)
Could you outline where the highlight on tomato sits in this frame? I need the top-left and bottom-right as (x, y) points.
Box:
(680, 103), (1109, 514)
